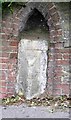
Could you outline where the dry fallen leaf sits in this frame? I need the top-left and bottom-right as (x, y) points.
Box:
(18, 90), (24, 96)
(1, 94), (70, 109)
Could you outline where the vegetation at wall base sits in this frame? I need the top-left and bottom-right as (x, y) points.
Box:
(1, 94), (71, 112)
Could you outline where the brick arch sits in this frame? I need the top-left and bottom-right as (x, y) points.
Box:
(18, 2), (62, 43)
(16, 2), (63, 96)
(1, 2), (64, 98)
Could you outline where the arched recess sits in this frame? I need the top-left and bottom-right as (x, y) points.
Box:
(17, 7), (49, 99)
(15, 2), (62, 98)
(18, 2), (62, 43)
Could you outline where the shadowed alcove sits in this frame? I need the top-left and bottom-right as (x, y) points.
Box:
(17, 8), (50, 99)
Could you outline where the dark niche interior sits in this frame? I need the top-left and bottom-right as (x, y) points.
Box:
(20, 8), (49, 40)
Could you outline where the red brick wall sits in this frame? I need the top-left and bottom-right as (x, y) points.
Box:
(47, 44), (69, 96)
(0, 2), (70, 98)
(0, 10), (20, 98)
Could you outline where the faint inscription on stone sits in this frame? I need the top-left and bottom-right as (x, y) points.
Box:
(17, 39), (48, 99)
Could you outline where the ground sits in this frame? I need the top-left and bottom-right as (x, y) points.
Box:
(0, 103), (70, 119)
(0, 94), (71, 119)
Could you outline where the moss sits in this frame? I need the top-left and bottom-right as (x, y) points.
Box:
(2, 2), (26, 16)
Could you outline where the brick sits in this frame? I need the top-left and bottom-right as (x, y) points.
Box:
(48, 78), (52, 83)
(55, 54), (62, 59)
(49, 54), (54, 60)
(55, 67), (62, 73)
(0, 93), (7, 99)
(54, 53), (63, 58)
(7, 46), (18, 53)
(2, 21), (6, 27)
(52, 36), (61, 42)
(0, 28), (1, 33)
(48, 66), (54, 71)
(55, 70), (62, 76)
(48, 61), (55, 68)
(15, 17), (21, 21)
(52, 30), (62, 36)
(50, 30), (55, 37)
(2, 64), (7, 69)
(56, 60), (69, 65)
(9, 53), (17, 59)
(1, 72), (6, 80)
(3, 15), (12, 23)
(63, 54), (69, 59)
(2, 39), (9, 45)
(47, 90), (53, 95)
(7, 93), (14, 98)
(49, 7), (57, 16)
(0, 93), (2, 99)
(62, 84), (69, 92)
(47, 3), (54, 10)
(1, 53), (9, 57)
(52, 13), (60, 23)
(8, 64), (14, 69)
(6, 81), (15, 86)
(0, 58), (8, 63)
(2, 46), (9, 51)
(53, 89), (61, 95)
(55, 49), (69, 53)
(0, 87), (7, 93)
(54, 76), (61, 82)
(55, 84), (69, 90)
(13, 23), (19, 30)
(2, 34), (10, 40)
(55, 43), (63, 48)
(13, 36), (18, 41)
(7, 88), (14, 93)
(69, 54), (71, 59)
(62, 90), (69, 95)
(13, 29), (19, 36)
(1, 74), (6, 80)
(2, 27), (12, 35)
(52, 79), (61, 84)
(8, 75), (15, 82)
(0, 52), (2, 58)
(8, 58), (17, 64)
(10, 41), (18, 46)
(46, 13), (51, 20)
(13, 17), (20, 25)
(55, 66), (62, 71)
(48, 18), (53, 27)
(8, 47), (18, 53)
(57, 30), (62, 35)
(0, 81), (6, 86)
(55, 24), (61, 30)
(5, 22), (12, 29)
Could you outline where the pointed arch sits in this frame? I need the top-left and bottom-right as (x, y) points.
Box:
(18, 2), (62, 43)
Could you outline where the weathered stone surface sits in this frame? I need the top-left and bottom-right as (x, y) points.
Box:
(16, 39), (48, 99)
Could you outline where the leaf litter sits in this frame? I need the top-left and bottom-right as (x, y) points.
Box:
(1, 93), (71, 112)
